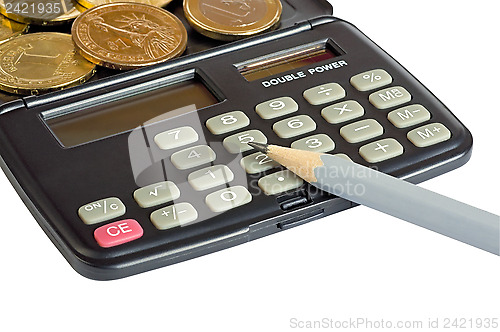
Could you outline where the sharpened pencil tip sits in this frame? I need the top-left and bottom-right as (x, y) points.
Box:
(247, 142), (269, 154)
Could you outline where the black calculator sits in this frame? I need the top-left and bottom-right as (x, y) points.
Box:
(0, 16), (472, 280)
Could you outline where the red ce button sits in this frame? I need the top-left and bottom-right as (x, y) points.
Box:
(94, 219), (143, 248)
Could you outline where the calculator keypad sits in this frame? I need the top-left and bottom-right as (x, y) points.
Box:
(78, 197), (126, 225)
(255, 97), (298, 119)
(133, 181), (180, 208)
(150, 203), (199, 230)
(321, 100), (365, 124)
(223, 129), (268, 153)
(206, 111), (250, 135)
(369, 86), (412, 109)
(359, 138), (404, 163)
(407, 123), (451, 147)
(188, 165), (234, 191)
(303, 83), (345, 105)
(273, 115), (317, 139)
(388, 105), (431, 128)
(205, 186), (253, 213)
(154, 126), (199, 150)
(171, 145), (217, 170)
(340, 119), (384, 143)
(350, 69), (393, 91)
(79, 67), (455, 244)
(291, 134), (335, 153)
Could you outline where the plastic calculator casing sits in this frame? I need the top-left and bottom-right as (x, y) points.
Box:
(0, 17), (472, 280)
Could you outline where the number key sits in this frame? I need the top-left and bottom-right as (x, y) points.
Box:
(291, 134), (335, 153)
(154, 126), (199, 150)
(205, 186), (252, 213)
(255, 97), (298, 119)
(171, 145), (216, 170)
(240, 152), (280, 174)
(223, 130), (267, 154)
(188, 165), (234, 191)
(206, 111), (250, 135)
(273, 115), (316, 139)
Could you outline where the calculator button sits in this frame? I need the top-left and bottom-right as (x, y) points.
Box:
(350, 69), (393, 91)
(240, 152), (280, 174)
(291, 134), (335, 153)
(369, 86), (412, 110)
(273, 115), (317, 139)
(154, 126), (199, 150)
(258, 170), (304, 196)
(407, 123), (451, 148)
(150, 203), (198, 230)
(321, 100), (365, 124)
(223, 129), (267, 154)
(388, 104), (431, 128)
(303, 83), (346, 105)
(205, 186), (252, 213)
(359, 138), (404, 163)
(78, 197), (126, 225)
(94, 219), (143, 248)
(133, 181), (180, 208)
(188, 165), (234, 191)
(206, 111), (250, 135)
(340, 119), (384, 144)
(171, 145), (216, 170)
(255, 97), (299, 119)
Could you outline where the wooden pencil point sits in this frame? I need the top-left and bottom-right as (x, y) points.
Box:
(248, 143), (325, 183)
(247, 142), (269, 154)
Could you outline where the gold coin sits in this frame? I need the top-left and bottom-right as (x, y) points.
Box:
(0, 32), (96, 95)
(0, 0), (82, 26)
(0, 12), (28, 44)
(76, 0), (174, 9)
(72, 3), (188, 70)
(184, 0), (282, 41)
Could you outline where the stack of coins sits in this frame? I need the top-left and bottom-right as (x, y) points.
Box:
(0, 0), (95, 95)
(0, 0), (283, 95)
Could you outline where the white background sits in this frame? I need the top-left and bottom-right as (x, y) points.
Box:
(1, 1), (499, 331)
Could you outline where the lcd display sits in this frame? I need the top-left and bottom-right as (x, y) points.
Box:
(45, 76), (219, 148)
(237, 41), (341, 81)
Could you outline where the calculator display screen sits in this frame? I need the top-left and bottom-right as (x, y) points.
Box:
(237, 41), (340, 81)
(45, 78), (219, 148)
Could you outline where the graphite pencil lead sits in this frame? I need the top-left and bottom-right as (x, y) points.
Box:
(247, 142), (269, 154)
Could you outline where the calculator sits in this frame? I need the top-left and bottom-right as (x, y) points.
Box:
(0, 16), (472, 280)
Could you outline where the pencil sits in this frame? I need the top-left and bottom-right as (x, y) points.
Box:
(247, 142), (500, 255)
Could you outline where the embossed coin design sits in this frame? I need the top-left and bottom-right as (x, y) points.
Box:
(184, 0), (282, 41)
(0, 33), (96, 95)
(72, 3), (188, 70)
(76, 0), (174, 9)
(0, 0), (82, 26)
(0, 13), (28, 44)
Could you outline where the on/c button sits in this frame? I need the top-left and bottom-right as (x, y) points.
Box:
(94, 219), (143, 248)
